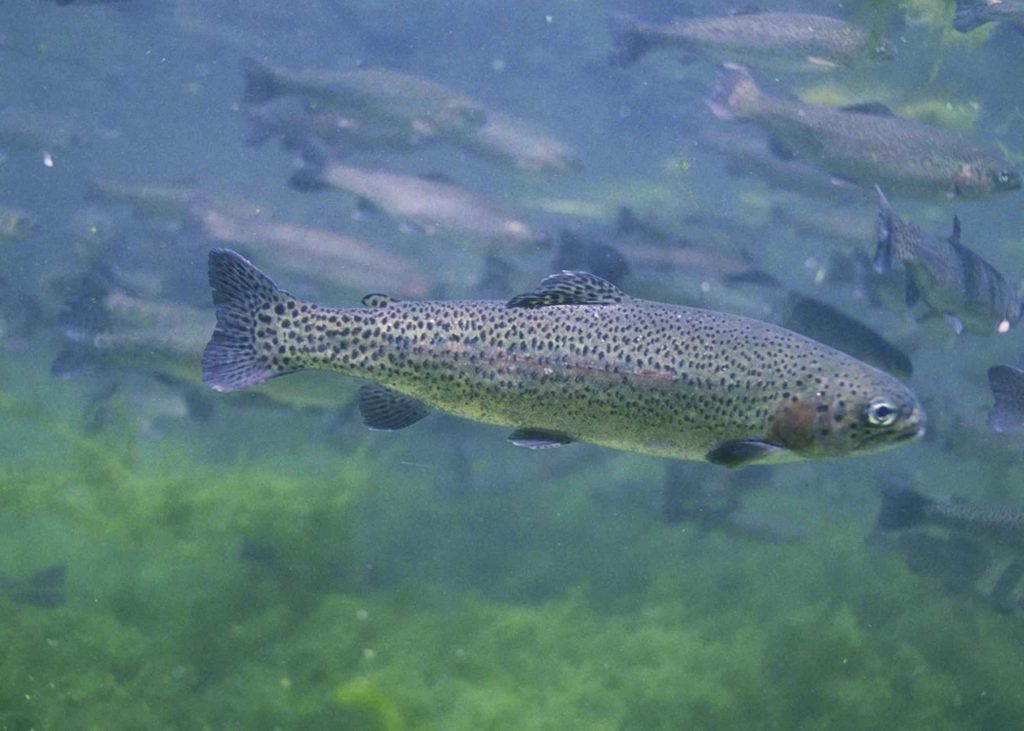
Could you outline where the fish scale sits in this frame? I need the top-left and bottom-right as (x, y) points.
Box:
(203, 249), (924, 467)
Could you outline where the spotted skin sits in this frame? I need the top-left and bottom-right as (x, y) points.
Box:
(203, 249), (925, 466)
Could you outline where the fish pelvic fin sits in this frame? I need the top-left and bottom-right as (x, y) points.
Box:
(988, 365), (1024, 434)
(202, 249), (299, 392)
(707, 63), (761, 121)
(873, 185), (895, 274)
(608, 12), (654, 66)
(953, 0), (990, 32)
(876, 479), (933, 531)
(705, 439), (785, 468)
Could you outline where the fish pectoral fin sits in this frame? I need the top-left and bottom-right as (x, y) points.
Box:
(705, 439), (786, 468)
(358, 384), (430, 430)
(806, 56), (838, 70)
(507, 428), (574, 449)
(943, 314), (965, 335)
(506, 271), (629, 308)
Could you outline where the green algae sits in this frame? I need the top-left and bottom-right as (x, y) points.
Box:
(3, 366), (1024, 729)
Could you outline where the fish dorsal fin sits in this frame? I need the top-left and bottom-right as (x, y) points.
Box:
(841, 101), (896, 117)
(358, 383), (429, 430)
(949, 215), (962, 245)
(361, 293), (397, 308)
(506, 271), (629, 308)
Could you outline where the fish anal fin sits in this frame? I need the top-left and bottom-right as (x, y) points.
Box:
(508, 428), (574, 449)
(506, 271), (628, 308)
(943, 313), (964, 335)
(705, 439), (785, 468)
(358, 383), (429, 430)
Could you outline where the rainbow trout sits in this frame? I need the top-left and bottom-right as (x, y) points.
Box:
(878, 479), (1024, 550)
(609, 11), (883, 70)
(202, 250), (924, 467)
(708, 63), (1022, 198)
(955, 0), (1024, 33)
(875, 188), (1022, 335)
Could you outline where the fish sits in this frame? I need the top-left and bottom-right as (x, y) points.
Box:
(697, 126), (864, 201)
(457, 111), (579, 173)
(0, 106), (81, 158)
(877, 478), (1024, 550)
(874, 188), (1022, 335)
(186, 197), (431, 298)
(866, 529), (1024, 613)
(289, 149), (544, 247)
(0, 564), (66, 609)
(0, 206), (36, 244)
(662, 462), (805, 544)
(241, 57), (486, 139)
(988, 365), (1024, 433)
(954, 0), (1024, 33)
(609, 10), (886, 70)
(201, 249), (925, 468)
(708, 63), (1022, 198)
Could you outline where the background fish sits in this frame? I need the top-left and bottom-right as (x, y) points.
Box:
(202, 249), (924, 468)
(954, 0), (1024, 33)
(609, 11), (883, 71)
(708, 63), (1022, 198)
(877, 479), (1024, 550)
(874, 188), (1022, 335)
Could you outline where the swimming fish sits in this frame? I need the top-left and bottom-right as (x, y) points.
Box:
(0, 564), (66, 609)
(708, 63), (1022, 198)
(874, 188), (1022, 335)
(241, 57), (486, 139)
(877, 479), (1024, 550)
(202, 249), (925, 468)
(988, 364), (1024, 433)
(609, 11), (883, 71)
(954, 0), (1024, 33)
(289, 149), (543, 247)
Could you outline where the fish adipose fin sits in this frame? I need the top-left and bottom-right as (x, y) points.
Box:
(508, 428), (574, 449)
(705, 439), (785, 468)
(988, 365), (1024, 433)
(876, 480), (933, 530)
(506, 271), (628, 308)
(358, 384), (429, 430)
(202, 248), (299, 392)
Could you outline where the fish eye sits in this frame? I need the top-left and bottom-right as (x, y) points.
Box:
(996, 171), (1022, 188)
(867, 398), (898, 427)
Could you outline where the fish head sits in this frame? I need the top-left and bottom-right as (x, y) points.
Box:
(768, 374), (925, 460)
(953, 163), (1023, 196)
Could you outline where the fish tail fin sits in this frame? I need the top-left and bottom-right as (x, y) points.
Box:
(873, 185), (895, 274)
(953, 0), (989, 32)
(987, 365), (1024, 433)
(241, 56), (279, 105)
(707, 63), (761, 121)
(608, 12), (653, 66)
(202, 249), (300, 392)
(876, 480), (933, 531)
